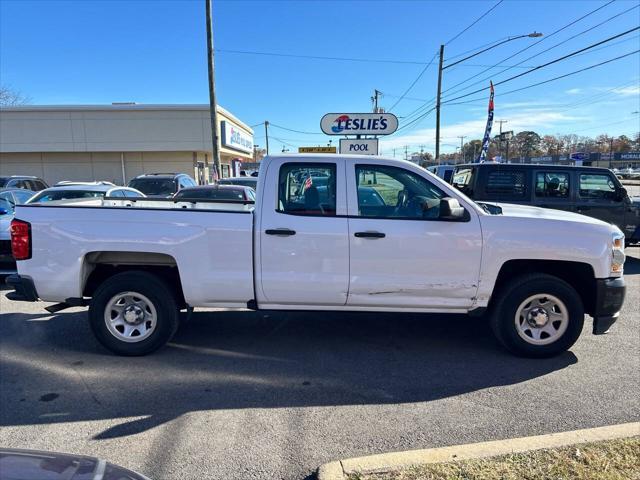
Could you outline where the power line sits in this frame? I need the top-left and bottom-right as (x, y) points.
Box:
(442, 2), (639, 100)
(440, 0), (616, 97)
(268, 122), (325, 135)
(445, 0), (504, 45)
(442, 27), (640, 104)
(387, 51), (439, 112)
(215, 48), (429, 65)
(443, 49), (640, 105)
(388, 0), (504, 113)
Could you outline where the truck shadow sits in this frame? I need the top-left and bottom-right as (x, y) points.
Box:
(1, 307), (577, 440)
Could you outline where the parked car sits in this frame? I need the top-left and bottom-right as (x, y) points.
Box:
(0, 175), (48, 191)
(27, 185), (145, 204)
(426, 165), (455, 183)
(218, 176), (259, 190)
(0, 189), (35, 274)
(174, 184), (256, 202)
(0, 447), (151, 480)
(451, 163), (640, 245)
(7, 154), (626, 358)
(128, 173), (197, 197)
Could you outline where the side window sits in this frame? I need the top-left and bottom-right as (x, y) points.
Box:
(124, 190), (142, 198)
(535, 172), (569, 198)
(34, 180), (48, 191)
(6, 179), (19, 188)
(485, 170), (526, 199)
(278, 163), (336, 216)
(183, 176), (196, 187)
(355, 164), (445, 219)
(579, 174), (617, 200)
(108, 190), (126, 197)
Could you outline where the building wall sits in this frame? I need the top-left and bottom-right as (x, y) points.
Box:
(0, 104), (254, 184)
(0, 151), (196, 185)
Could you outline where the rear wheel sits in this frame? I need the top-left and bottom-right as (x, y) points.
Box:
(490, 274), (584, 358)
(89, 271), (179, 356)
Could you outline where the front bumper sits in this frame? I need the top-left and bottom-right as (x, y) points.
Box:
(4, 274), (39, 302)
(592, 277), (626, 335)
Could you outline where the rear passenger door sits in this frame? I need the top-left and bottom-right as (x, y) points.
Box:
(532, 170), (574, 213)
(257, 158), (349, 306)
(575, 172), (626, 228)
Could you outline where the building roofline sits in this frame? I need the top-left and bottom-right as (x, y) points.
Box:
(0, 103), (253, 133)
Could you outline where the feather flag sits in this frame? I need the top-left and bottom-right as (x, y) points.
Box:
(476, 81), (495, 163)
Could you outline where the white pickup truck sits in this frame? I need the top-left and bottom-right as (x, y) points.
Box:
(6, 154), (627, 357)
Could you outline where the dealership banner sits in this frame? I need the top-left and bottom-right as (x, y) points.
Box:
(476, 81), (494, 163)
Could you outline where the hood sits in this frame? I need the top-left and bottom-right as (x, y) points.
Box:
(494, 202), (613, 227)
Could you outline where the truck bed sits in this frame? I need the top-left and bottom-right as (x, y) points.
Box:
(13, 202), (255, 307)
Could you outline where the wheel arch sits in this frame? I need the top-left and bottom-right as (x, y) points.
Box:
(491, 259), (597, 315)
(81, 251), (186, 308)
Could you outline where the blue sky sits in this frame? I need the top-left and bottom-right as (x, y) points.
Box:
(1, 0), (638, 155)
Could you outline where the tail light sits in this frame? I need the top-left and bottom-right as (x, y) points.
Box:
(10, 219), (31, 260)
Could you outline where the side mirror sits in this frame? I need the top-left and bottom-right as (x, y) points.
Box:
(439, 197), (465, 220)
(616, 187), (627, 202)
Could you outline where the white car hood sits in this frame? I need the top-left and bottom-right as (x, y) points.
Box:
(493, 202), (612, 227)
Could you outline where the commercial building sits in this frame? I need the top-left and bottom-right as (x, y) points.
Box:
(0, 104), (255, 185)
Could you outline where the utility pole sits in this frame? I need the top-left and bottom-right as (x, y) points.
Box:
(371, 89), (382, 113)
(264, 121), (270, 155)
(609, 137), (614, 169)
(404, 145), (408, 161)
(435, 44), (445, 164)
(496, 119), (508, 160)
(205, 0), (221, 179)
(393, 148), (396, 158)
(457, 136), (466, 163)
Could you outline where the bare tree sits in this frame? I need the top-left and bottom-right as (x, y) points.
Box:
(0, 85), (30, 106)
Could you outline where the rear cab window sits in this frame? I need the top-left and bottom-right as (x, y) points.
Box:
(278, 163), (336, 216)
(484, 169), (528, 201)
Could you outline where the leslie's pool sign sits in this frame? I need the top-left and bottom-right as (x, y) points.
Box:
(320, 113), (398, 136)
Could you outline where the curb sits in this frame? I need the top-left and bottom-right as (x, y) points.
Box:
(316, 422), (640, 480)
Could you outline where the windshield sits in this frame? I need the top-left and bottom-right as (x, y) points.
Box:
(28, 189), (105, 203)
(128, 178), (176, 196)
(219, 179), (258, 189)
(451, 167), (475, 195)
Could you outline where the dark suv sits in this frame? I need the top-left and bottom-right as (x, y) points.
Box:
(0, 175), (48, 191)
(451, 163), (640, 245)
(128, 173), (197, 197)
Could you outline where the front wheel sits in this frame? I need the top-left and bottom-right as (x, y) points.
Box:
(89, 271), (179, 356)
(490, 274), (584, 358)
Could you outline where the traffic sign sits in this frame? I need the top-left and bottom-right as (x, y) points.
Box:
(298, 146), (337, 153)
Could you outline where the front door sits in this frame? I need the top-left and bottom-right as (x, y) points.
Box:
(575, 172), (626, 230)
(258, 158), (349, 306)
(346, 163), (483, 309)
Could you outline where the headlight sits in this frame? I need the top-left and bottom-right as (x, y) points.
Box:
(611, 233), (625, 274)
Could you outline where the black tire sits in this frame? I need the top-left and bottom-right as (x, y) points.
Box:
(490, 273), (584, 358)
(89, 271), (179, 356)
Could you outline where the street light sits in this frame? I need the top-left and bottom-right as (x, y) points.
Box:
(435, 31), (543, 161)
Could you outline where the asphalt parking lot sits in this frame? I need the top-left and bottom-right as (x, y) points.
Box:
(1, 251), (639, 480)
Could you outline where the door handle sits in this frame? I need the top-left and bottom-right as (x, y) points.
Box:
(354, 231), (386, 239)
(265, 228), (296, 236)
